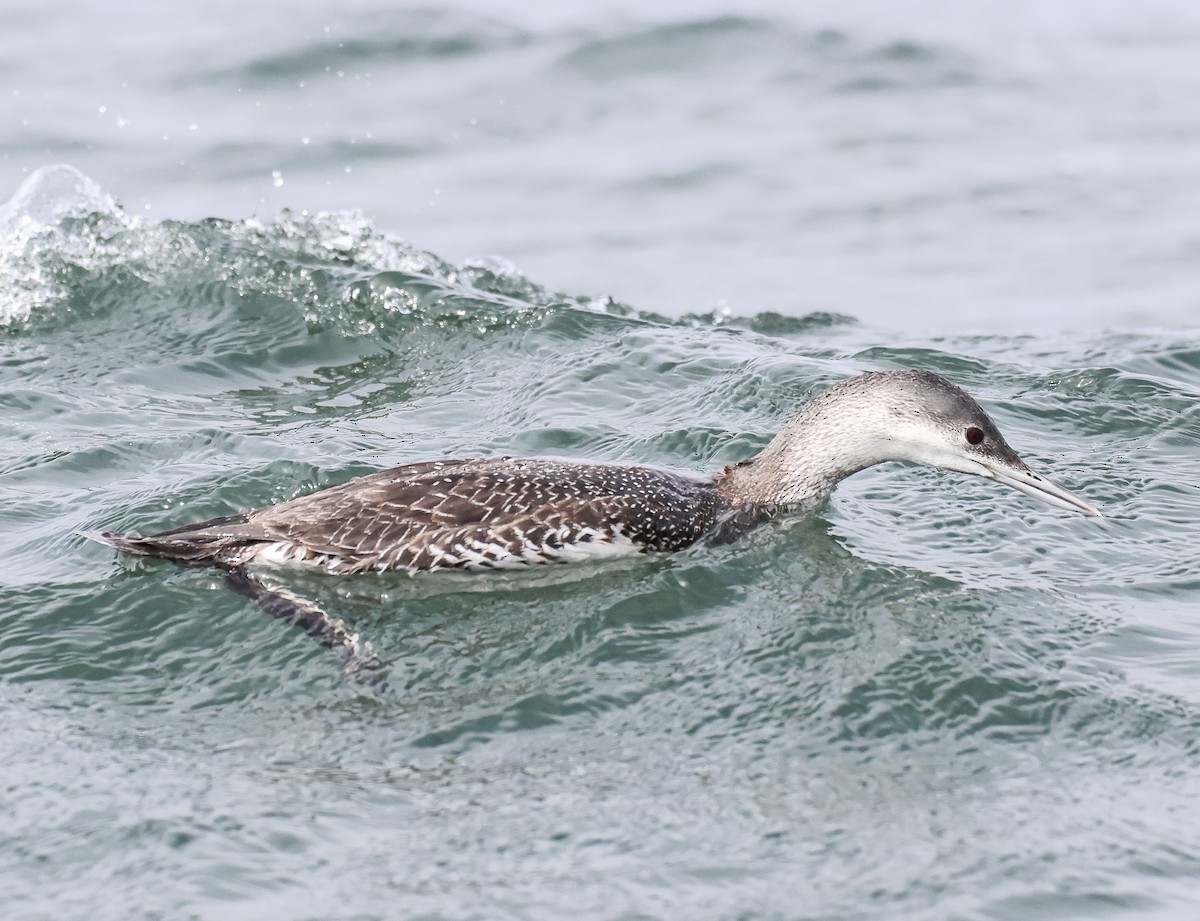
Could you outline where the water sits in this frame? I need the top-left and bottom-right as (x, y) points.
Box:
(2, 3), (1200, 919)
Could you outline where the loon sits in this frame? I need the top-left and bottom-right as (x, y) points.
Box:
(86, 370), (1099, 576)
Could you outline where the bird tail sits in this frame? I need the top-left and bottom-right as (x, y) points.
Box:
(80, 513), (252, 565)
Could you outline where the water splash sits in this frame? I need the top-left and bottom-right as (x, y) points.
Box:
(0, 165), (137, 324)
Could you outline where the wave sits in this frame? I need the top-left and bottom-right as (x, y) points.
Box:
(556, 15), (984, 90)
(0, 165), (623, 331)
(187, 8), (533, 86)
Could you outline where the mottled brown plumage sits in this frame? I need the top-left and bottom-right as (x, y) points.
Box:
(90, 458), (732, 574)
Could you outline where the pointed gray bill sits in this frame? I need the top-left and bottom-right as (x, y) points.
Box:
(987, 465), (1101, 517)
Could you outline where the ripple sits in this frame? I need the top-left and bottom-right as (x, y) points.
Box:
(4, 166), (1200, 920)
(190, 9), (532, 86)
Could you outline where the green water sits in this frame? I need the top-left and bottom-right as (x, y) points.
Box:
(1, 167), (1197, 919)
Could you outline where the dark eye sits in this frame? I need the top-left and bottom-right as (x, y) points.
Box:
(965, 426), (985, 446)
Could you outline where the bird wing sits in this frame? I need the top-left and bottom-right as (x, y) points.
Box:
(233, 458), (722, 571)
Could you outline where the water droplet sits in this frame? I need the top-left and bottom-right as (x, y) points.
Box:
(271, 170), (284, 188)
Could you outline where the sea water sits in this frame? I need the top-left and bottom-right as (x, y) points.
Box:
(2, 4), (1200, 919)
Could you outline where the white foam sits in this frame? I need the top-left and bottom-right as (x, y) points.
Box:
(0, 165), (136, 324)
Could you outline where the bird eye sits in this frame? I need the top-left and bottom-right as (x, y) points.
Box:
(965, 426), (985, 446)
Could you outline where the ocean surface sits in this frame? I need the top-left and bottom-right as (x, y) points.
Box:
(3, 3), (1200, 920)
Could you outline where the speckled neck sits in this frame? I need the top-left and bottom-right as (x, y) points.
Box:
(711, 372), (919, 509)
(714, 405), (866, 509)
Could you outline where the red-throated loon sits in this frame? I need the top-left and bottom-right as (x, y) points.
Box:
(84, 369), (1099, 577)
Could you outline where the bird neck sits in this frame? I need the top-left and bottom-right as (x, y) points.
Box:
(713, 398), (885, 509)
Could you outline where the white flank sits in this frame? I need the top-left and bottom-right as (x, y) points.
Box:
(251, 530), (645, 575)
